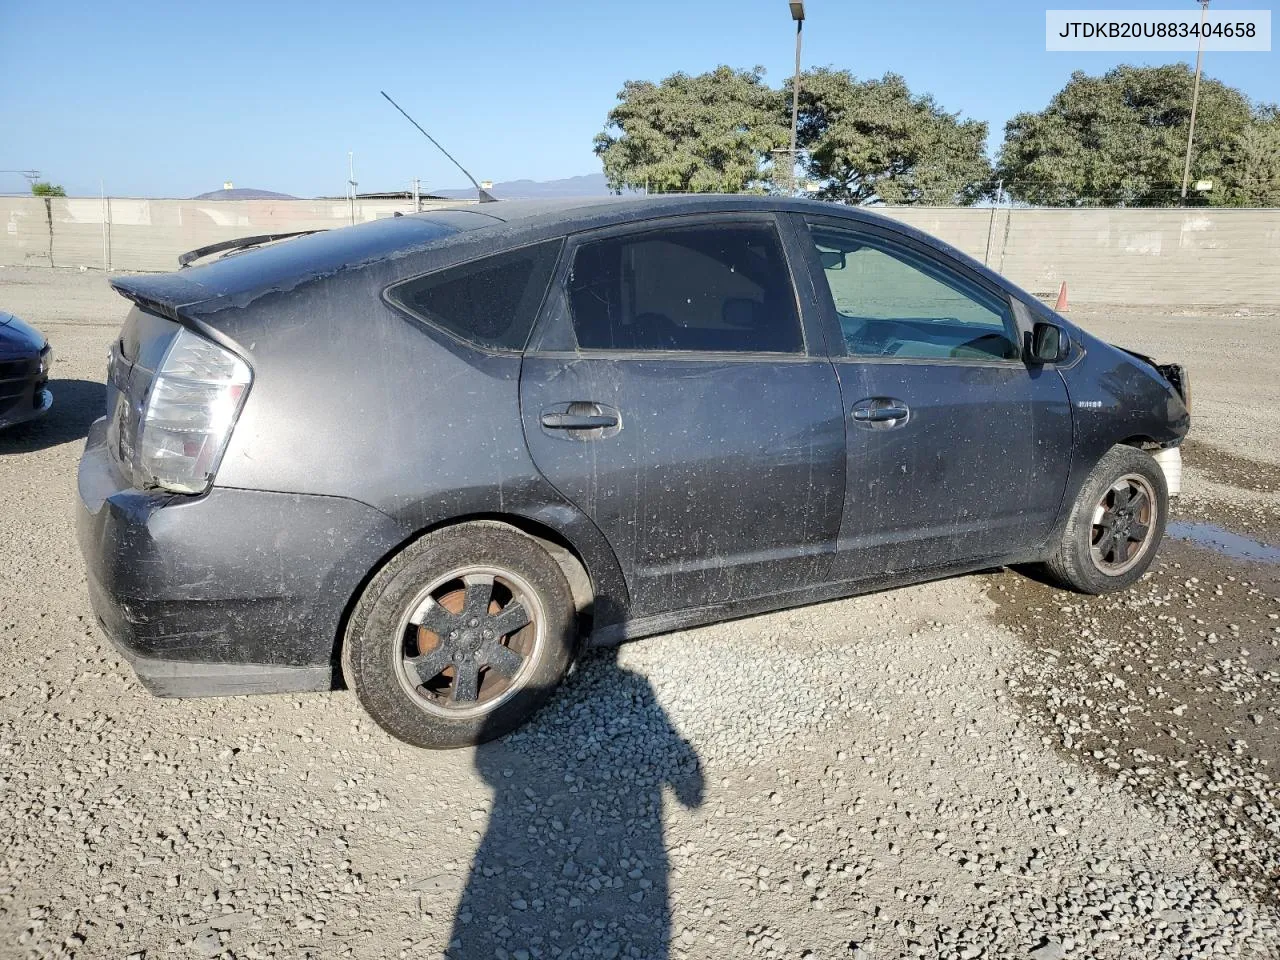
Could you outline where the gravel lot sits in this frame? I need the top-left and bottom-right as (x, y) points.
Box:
(1, 266), (1278, 960)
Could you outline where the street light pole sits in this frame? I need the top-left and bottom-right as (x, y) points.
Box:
(788, 2), (805, 196)
(1180, 0), (1211, 203)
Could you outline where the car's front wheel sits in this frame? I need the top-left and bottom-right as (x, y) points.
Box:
(1043, 444), (1169, 594)
(342, 522), (576, 748)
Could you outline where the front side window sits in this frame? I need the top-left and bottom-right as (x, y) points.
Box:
(807, 220), (1018, 361)
(567, 222), (803, 354)
(387, 239), (563, 351)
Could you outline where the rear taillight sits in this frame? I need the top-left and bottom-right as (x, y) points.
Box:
(136, 328), (252, 494)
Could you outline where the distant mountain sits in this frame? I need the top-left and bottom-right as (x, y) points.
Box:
(432, 173), (622, 200)
(192, 187), (298, 200)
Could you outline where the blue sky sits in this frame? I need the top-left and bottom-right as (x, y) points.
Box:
(1, 0), (1274, 198)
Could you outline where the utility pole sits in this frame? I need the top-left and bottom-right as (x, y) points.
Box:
(1180, 0), (1211, 203)
(100, 179), (109, 270)
(1, 169), (41, 192)
(347, 152), (358, 225)
(787, 2), (806, 196)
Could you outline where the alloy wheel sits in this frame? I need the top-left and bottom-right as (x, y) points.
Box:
(1089, 473), (1158, 576)
(393, 566), (545, 720)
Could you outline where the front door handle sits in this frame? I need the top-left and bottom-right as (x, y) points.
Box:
(541, 412), (619, 430)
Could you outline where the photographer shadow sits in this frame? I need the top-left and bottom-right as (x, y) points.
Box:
(449, 645), (704, 959)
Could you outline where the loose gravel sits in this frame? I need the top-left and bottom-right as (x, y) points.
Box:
(1, 268), (1279, 959)
(990, 491), (1280, 909)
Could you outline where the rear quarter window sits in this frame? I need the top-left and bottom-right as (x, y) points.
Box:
(386, 239), (563, 351)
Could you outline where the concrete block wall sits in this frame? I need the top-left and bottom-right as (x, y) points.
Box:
(2, 196), (1278, 306)
(873, 206), (998, 263)
(878, 206), (1280, 306)
(0, 196), (463, 273)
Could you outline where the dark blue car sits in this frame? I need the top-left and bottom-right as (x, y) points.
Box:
(0, 312), (52, 429)
(76, 196), (1190, 747)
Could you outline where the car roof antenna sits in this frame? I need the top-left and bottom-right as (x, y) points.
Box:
(380, 91), (497, 203)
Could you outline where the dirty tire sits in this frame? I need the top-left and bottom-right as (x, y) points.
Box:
(342, 522), (575, 749)
(1042, 444), (1168, 595)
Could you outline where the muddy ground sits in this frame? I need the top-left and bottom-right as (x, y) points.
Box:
(987, 462), (1280, 903)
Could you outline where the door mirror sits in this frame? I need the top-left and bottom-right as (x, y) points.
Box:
(819, 249), (847, 270)
(1029, 321), (1068, 364)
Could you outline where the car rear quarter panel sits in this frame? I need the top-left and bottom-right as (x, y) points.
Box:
(209, 265), (630, 627)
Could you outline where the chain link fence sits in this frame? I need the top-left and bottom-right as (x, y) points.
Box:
(0, 195), (464, 273)
(2, 195), (1277, 306)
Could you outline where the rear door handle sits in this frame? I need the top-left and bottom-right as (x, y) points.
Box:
(539, 402), (622, 438)
(541, 412), (619, 430)
(852, 404), (909, 422)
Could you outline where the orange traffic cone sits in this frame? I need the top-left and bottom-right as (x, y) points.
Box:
(1054, 281), (1069, 312)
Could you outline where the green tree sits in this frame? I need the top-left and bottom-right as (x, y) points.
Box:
(594, 66), (787, 194)
(31, 181), (66, 197)
(791, 69), (992, 205)
(996, 65), (1267, 207)
(1220, 107), (1280, 207)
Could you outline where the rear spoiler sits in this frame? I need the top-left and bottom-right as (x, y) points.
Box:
(111, 229), (335, 323)
(108, 274), (258, 360)
(178, 230), (325, 269)
(111, 216), (475, 327)
(110, 274), (212, 323)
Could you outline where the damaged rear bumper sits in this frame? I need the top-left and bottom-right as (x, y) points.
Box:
(103, 636), (335, 698)
(76, 418), (408, 697)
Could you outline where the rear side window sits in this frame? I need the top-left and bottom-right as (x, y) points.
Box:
(388, 239), (563, 351)
(567, 223), (803, 354)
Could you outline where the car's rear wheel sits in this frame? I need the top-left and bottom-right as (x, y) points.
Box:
(342, 522), (576, 748)
(1042, 444), (1168, 594)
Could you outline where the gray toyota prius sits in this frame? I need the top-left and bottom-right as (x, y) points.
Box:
(77, 196), (1190, 748)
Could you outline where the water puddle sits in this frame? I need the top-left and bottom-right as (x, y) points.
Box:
(1166, 521), (1280, 564)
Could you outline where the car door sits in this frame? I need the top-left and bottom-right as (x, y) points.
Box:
(519, 214), (846, 618)
(795, 215), (1072, 579)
